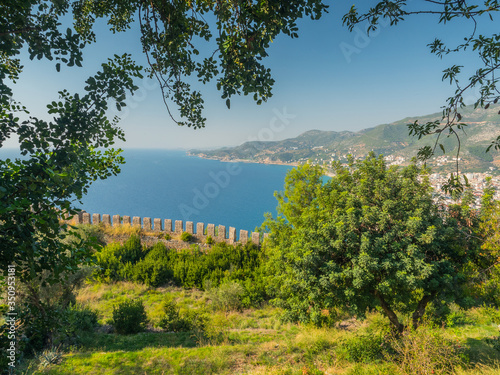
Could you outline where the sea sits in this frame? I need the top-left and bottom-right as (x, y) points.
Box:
(1, 149), (294, 232)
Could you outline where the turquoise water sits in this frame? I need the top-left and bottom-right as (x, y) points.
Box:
(18, 149), (287, 232)
(0, 148), (294, 232)
(77, 149), (293, 232)
(0, 149), (291, 231)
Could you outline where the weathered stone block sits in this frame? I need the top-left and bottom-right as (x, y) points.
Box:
(143, 217), (152, 231)
(112, 215), (121, 226)
(251, 232), (260, 245)
(175, 220), (183, 233)
(132, 216), (141, 227)
(154, 218), (162, 231)
(229, 227), (236, 243)
(102, 214), (111, 226)
(123, 216), (131, 225)
(186, 221), (194, 234)
(207, 224), (215, 237)
(82, 213), (91, 224)
(239, 230), (248, 244)
(92, 213), (101, 225)
(196, 222), (204, 236)
(218, 225), (226, 240)
(164, 219), (172, 232)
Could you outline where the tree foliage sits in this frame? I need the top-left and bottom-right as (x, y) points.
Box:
(264, 154), (475, 332)
(343, 0), (500, 187)
(0, 0), (329, 285)
(73, 0), (329, 128)
(0, 1), (143, 283)
(467, 177), (500, 305)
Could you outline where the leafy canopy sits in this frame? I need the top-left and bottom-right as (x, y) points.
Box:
(0, 0), (329, 283)
(73, 0), (329, 128)
(0, 1), (143, 283)
(264, 154), (474, 332)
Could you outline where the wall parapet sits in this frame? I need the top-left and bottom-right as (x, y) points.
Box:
(70, 212), (269, 246)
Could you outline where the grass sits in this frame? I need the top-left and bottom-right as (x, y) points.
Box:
(17, 281), (500, 375)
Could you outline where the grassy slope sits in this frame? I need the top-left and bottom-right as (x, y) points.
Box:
(20, 281), (500, 375)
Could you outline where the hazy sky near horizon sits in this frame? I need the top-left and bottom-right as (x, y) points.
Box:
(6, 1), (498, 150)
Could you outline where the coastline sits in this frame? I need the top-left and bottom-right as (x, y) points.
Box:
(186, 151), (336, 177)
(186, 151), (300, 168)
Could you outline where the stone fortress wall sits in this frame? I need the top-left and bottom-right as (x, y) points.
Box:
(69, 212), (268, 246)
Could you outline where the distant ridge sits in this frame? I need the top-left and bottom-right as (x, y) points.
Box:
(189, 105), (500, 174)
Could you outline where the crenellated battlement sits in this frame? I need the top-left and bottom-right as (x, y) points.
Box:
(69, 211), (268, 246)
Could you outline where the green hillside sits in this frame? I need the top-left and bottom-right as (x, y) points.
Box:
(189, 105), (500, 173)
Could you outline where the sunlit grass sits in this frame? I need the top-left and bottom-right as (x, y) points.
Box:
(20, 281), (500, 375)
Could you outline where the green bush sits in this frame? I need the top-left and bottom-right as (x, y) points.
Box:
(386, 325), (463, 375)
(94, 236), (268, 306)
(446, 304), (473, 327)
(111, 299), (148, 334)
(132, 243), (173, 287)
(206, 235), (215, 245)
(66, 304), (99, 334)
(206, 280), (245, 313)
(118, 234), (144, 263)
(158, 298), (191, 332)
(94, 242), (123, 281)
(335, 332), (385, 362)
(180, 232), (193, 242)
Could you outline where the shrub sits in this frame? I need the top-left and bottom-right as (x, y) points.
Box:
(132, 243), (173, 287)
(386, 325), (464, 375)
(94, 242), (127, 281)
(206, 235), (215, 245)
(118, 234), (144, 263)
(35, 346), (63, 369)
(335, 332), (385, 363)
(164, 233), (172, 240)
(65, 304), (99, 337)
(206, 281), (245, 313)
(111, 299), (148, 334)
(158, 298), (189, 332)
(180, 232), (193, 242)
(446, 303), (473, 327)
(158, 297), (208, 333)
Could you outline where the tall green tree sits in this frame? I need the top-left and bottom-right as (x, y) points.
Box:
(264, 154), (475, 332)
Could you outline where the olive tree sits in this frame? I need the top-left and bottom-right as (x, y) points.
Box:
(264, 154), (475, 332)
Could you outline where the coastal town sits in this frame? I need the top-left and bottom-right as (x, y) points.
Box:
(191, 150), (500, 209)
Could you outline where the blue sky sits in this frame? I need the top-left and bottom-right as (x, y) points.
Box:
(6, 1), (498, 150)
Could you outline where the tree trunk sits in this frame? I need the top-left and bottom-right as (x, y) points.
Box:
(411, 292), (436, 329)
(375, 291), (404, 334)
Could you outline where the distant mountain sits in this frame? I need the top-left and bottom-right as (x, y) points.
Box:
(189, 105), (500, 174)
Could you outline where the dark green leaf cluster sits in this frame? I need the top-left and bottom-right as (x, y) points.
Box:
(73, 0), (329, 128)
(264, 154), (475, 332)
(1, 50), (142, 282)
(111, 299), (148, 334)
